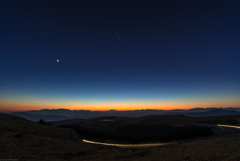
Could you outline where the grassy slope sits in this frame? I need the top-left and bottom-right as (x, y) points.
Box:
(1, 113), (240, 161)
(0, 113), (73, 139)
(0, 113), (123, 161)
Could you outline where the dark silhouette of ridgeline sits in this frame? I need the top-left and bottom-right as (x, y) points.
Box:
(10, 112), (72, 122)
(183, 109), (240, 117)
(9, 108), (240, 122)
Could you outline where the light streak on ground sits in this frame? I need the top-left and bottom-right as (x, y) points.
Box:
(72, 124), (240, 148)
(217, 124), (240, 129)
(82, 139), (171, 147)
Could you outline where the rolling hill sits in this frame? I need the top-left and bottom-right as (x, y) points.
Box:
(80, 114), (240, 132)
(1, 113), (240, 161)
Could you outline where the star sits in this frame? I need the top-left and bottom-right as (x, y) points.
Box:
(57, 60), (59, 62)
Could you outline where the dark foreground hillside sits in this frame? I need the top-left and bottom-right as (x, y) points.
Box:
(1, 113), (240, 161)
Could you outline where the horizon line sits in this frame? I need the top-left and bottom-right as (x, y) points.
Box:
(1, 107), (239, 113)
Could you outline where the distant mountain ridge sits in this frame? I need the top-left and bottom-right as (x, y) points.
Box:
(9, 108), (240, 121)
(183, 109), (240, 117)
(11, 112), (72, 122)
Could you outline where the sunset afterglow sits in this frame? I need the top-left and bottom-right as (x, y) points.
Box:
(0, 0), (239, 113)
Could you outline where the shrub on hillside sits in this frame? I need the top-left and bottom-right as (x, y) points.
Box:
(38, 119), (50, 126)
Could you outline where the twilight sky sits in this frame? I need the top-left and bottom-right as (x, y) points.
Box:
(0, 0), (240, 112)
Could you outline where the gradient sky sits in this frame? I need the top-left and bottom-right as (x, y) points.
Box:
(0, 0), (240, 112)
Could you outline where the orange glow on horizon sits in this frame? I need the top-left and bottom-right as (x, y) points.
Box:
(1, 94), (240, 112)
(1, 101), (239, 112)
(0, 101), (202, 112)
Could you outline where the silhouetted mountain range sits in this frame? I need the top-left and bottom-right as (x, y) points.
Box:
(8, 108), (240, 121)
(183, 109), (240, 117)
(11, 112), (72, 122)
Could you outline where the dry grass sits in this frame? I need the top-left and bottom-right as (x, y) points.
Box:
(0, 113), (72, 139)
(1, 113), (240, 161)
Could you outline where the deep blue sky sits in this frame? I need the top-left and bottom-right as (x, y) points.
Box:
(0, 0), (239, 111)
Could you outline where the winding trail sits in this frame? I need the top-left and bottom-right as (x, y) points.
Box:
(70, 124), (240, 148)
(82, 139), (172, 147)
(70, 128), (172, 147)
(217, 124), (240, 129)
